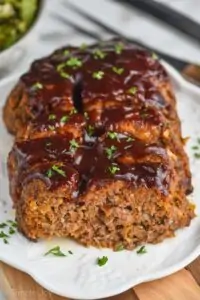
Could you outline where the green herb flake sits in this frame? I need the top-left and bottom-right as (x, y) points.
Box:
(112, 67), (124, 75)
(45, 246), (66, 257)
(68, 250), (73, 255)
(127, 136), (135, 142)
(115, 42), (124, 54)
(97, 256), (108, 267)
(107, 131), (118, 140)
(48, 125), (55, 131)
(192, 145), (199, 150)
(84, 112), (89, 119)
(66, 57), (82, 69)
(56, 63), (70, 79)
(70, 108), (78, 115)
(136, 246), (147, 255)
(0, 223), (7, 229)
(93, 49), (106, 59)
(80, 43), (87, 50)
(7, 220), (17, 228)
(0, 231), (9, 239)
(197, 138), (200, 144)
(87, 125), (95, 136)
(9, 227), (15, 235)
(108, 164), (120, 175)
(57, 63), (66, 72)
(128, 86), (138, 95)
(60, 115), (69, 124)
(69, 139), (79, 153)
(46, 168), (53, 178)
(32, 82), (43, 90)
(194, 153), (200, 159)
(48, 114), (56, 121)
(3, 239), (9, 244)
(115, 244), (124, 252)
(60, 71), (70, 79)
(105, 145), (117, 159)
(63, 49), (70, 56)
(152, 52), (158, 60)
(52, 165), (66, 177)
(92, 71), (104, 80)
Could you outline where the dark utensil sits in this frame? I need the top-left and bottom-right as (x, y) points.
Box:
(55, 1), (200, 86)
(114, 0), (200, 43)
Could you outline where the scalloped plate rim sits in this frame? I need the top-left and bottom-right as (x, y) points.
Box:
(0, 61), (200, 299)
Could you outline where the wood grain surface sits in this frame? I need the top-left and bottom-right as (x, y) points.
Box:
(1, 258), (200, 300)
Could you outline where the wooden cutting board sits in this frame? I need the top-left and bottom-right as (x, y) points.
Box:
(0, 258), (200, 300)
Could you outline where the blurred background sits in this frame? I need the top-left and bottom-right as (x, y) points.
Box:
(0, 0), (200, 79)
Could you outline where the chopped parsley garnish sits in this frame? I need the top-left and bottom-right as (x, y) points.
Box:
(47, 165), (66, 178)
(48, 125), (55, 131)
(115, 42), (124, 54)
(70, 108), (78, 115)
(0, 231), (9, 239)
(112, 67), (124, 75)
(69, 139), (79, 153)
(84, 112), (89, 119)
(92, 71), (104, 80)
(56, 63), (70, 79)
(97, 256), (108, 267)
(194, 153), (200, 159)
(68, 250), (73, 255)
(52, 165), (66, 177)
(128, 86), (138, 95)
(0, 223), (7, 229)
(63, 49), (70, 56)
(66, 57), (82, 69)
(60, 71), (70, 79)
(152, 52), (158, 60)
(7, 220), (17, 228)
(107, 131), (118, 140)
(136, 246), (147, 255)
(115, 244), (124, 252)
(57, 62), (66, 72)
(127, 136), (135, 142)
(48, 114), (56, 121)
(105, 145), (117, 159)
(47, 168), (53, 178)
(192, 138), (200, 158)
(192, 145), (199, 150)
(60, 115), (69, 124)
(9, 227), (15, 235)
(45, 246), (66, 257)
(80, 43), (87, 50)
(93, 49), (106, 59)
(32, 82), (43, 90)
(108, 163), (120, 175)
(87, 125), (95, 136)
(0, 220), (17, 244)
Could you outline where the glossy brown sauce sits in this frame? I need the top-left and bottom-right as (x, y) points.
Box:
(15, 39), (171, 196)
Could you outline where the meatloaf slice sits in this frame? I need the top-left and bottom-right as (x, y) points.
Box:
(4, 39), (194, 249)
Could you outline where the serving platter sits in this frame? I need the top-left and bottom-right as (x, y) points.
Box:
(0, 62), (200, 299)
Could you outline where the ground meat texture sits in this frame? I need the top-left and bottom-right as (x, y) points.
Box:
(4, 39), (195, 250)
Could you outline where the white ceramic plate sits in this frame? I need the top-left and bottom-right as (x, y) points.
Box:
(0, 63), (200, 299)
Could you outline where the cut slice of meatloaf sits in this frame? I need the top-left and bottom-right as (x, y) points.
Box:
(4, 39), (194, 249)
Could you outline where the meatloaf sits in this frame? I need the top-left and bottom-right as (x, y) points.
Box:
(3, 39), (195, 250)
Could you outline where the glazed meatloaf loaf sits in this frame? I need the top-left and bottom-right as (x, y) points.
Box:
(3, 39), (195, 250)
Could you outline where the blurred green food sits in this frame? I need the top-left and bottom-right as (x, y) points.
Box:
(0, 0), (38, 51)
